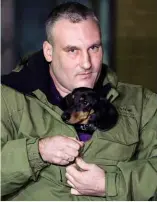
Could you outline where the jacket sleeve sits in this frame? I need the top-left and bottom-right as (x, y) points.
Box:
(1, 87), (49, 197)
(105, 89), (157, 200)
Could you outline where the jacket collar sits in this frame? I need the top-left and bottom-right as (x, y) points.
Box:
(1, 50), (119, 104)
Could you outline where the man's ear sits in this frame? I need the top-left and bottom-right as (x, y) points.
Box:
(43, 41), (53, 62)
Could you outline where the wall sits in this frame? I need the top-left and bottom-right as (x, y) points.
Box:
(1, 0), (110, 75)
(115, 0), (157, 92)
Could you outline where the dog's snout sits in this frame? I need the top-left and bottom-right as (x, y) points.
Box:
(61, 112), (71, 122)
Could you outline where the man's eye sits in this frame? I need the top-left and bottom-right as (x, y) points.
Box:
(90, 45), (99, 52)
(68, 49), (77, 53)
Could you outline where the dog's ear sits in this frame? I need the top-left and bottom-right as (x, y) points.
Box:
(95, 101), (119, 131)
(96, 83), (112, 99)
(61, 93), (74, 109)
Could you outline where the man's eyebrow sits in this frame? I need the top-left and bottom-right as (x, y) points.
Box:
(63, 41), (102, 51)
(89, 41), (102, 47)
(63, 45), (80, 51)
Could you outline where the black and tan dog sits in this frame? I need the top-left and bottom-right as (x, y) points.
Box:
(61, 85), (118, 133)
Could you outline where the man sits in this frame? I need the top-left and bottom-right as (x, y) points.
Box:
(1, 2), (157, 201)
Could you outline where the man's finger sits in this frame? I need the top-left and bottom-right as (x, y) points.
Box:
(67, 180), (75, 188)
(65, 172), (77, 185)
(65, 147), (79, 158)
(75, 157), (90, 171)
(68, 137), (84, 147)
(66, 163), (80, 176)
(71, 188), (82, 195)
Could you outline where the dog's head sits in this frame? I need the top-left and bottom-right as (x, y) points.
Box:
(61, 87), (98, 124)
(61, 86), (118, 132)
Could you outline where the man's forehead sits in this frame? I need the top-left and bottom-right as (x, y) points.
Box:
(52, 18), (101, 46)
(53, 17), (98, 28)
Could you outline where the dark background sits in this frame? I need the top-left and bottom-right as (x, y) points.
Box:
(1, 0), (157, 92)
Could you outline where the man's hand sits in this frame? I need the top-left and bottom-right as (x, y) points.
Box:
(39, 136), (84, 165)
(66, 157), (105, 196)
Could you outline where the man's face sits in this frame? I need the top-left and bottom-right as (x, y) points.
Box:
(48, 18), (103, 95)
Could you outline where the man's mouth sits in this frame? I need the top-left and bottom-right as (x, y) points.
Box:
(79, 71), (92, 75)
(78, 72), (92, 79)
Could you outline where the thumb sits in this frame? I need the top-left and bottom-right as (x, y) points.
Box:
(68, 137), (84, 147)
(76, 157), (90, 171)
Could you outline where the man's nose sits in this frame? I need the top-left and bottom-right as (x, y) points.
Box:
(81, 52), (92, 70)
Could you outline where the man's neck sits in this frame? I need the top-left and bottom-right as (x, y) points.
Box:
(49, 67), (71, 97)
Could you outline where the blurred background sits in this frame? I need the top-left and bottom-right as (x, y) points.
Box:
(1, 0), (157, 92)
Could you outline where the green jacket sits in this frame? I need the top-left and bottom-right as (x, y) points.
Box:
(1, 50), (157, 201)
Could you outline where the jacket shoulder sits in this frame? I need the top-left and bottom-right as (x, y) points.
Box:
(117, 82), (157, 128)
(1, 84), (25, 115)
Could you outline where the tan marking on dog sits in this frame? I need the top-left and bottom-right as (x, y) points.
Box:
(68, 109), (95, 124)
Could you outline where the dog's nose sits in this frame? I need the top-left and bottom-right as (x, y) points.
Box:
(61, 112), (71, 122)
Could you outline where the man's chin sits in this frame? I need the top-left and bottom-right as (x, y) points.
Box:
(74, 82), (94, 89)
(73, 74), (98, 89)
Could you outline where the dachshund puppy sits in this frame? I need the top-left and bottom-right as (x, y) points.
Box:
(61, 85), (119, 133)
